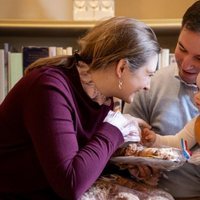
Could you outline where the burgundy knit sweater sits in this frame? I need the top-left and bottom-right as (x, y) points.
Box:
(0, 65), (123, 199)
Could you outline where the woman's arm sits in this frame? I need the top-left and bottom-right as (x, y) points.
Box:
(23, 70), (123, 199)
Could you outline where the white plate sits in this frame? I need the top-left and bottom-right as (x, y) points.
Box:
(110, 154), (186, 171)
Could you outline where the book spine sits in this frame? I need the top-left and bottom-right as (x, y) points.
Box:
(0, 49), (5, 104)
(8, 52), (23, 91)
(22, 46), (49, 71)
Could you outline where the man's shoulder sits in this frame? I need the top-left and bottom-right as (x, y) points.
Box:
(155, 64), (176, 76)
(152, 64), (177, 83)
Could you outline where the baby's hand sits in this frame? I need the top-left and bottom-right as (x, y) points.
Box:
(141, 128), (156, 147)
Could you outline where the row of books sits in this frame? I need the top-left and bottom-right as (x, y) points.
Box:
(0, 45), (175, 106)
(0, 44), (73, 104)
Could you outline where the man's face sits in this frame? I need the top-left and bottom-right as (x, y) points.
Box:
(175, 27), (200, 84)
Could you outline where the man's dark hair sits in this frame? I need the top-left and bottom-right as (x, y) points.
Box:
(182, 0), (200, 32)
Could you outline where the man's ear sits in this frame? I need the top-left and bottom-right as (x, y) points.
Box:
(116, 59), (127, 78)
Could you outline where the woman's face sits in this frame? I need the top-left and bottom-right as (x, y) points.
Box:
(120, 54), (158, 103)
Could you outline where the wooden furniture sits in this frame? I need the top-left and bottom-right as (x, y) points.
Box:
(0, 19), (181, 52)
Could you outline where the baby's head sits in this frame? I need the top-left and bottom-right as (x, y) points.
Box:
(196, 73), (200, 88)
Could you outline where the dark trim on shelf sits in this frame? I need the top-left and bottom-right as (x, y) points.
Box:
(0, 19), (181, 36)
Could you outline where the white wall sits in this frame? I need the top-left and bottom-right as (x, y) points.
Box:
(0, 0), (198, 20)
(0, 0), (73, 20)
(115, 0), (197, 19)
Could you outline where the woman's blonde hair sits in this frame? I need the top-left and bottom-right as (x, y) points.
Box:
(25, 16), (160, 74)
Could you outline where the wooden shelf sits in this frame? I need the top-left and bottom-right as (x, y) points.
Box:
(0, 20), (94, 36)
(0, 19), (181, 51)
(0, 18), (181, 36)
(142, 18), (181, 33)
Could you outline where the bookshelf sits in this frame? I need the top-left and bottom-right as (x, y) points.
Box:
(0, 20), (93, 51)
(0, 18), (181, 52)
(0, 18), (180, 103)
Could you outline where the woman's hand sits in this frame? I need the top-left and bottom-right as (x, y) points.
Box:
(104, 111), (142, 142)
(141, 128), (156, 147)
(123, 114), (151, 130)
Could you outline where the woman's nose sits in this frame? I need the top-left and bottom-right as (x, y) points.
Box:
(144, 82), (151, 90)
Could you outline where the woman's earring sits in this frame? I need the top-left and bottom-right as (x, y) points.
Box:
(118, 79), (123, 90)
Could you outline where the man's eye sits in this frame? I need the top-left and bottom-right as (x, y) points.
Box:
(179, 46), (187, 52)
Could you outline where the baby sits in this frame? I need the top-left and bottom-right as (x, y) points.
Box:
(142, 73), (200, 164)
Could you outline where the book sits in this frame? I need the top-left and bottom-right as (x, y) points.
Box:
(169, 53), (176, 65)
(48, 46), (57, 57)
(0, 49), (5, 103)
(56, 47), (63, 56)
(61, 46), (73, 56)
(3, 43), (12, 95)
(66, 46), (73, 55)
(8, 52), (23, 91)
(158, 48), (170, 69)
(22, 46), (49, 71)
